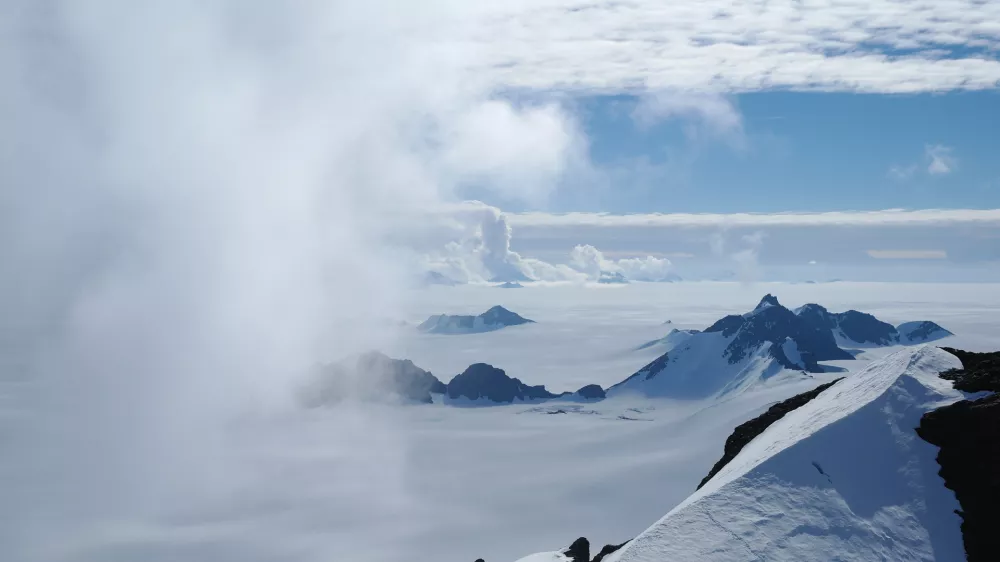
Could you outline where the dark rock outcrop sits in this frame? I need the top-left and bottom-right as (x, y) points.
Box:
(915, 348), (1000, 562)
(916, 347), (1000, 562)
(899, 320), (952, 343)
(592, 541), (629, 562)
(446, 363), (557, 403)
(300, 351), (445, 406)
(697, 377), (844, 489)
(418, 305), (534, 334)
(482, 537), (629, 562)
(939, 348), (1000, 393)
(574, 384), (606, 400)
(562, 537), (589, 561)
(834, 309), (898, 345)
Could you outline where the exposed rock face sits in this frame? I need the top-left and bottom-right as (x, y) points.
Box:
(479, 305), (532, 327)
(834, 309), (898, 345)
(446, 363), (557, 403)
(916, 347), (1000, 562)
(418, 305), (534, 334)
(939, 347), (1000, 392)
(591, 541), (629, 562)
(562, 537), (589, 561)
(697, 377), (844, 489)
(898, 320), (952, 343)
(300, 351), (445, 406)
(490, 538), (629, 562)
(796, 304), (952, 346)
(574, 384), (606, 400)
(917, 393), (1000, 562)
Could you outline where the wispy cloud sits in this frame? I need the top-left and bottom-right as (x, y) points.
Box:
(631, 92), (744, 144)
(925, 144), (957, 175)
(889, 144), (957, 180)
(507, 208), (1000, 228)
(867, 250), (949, 259)
(888, 164), (918, 181)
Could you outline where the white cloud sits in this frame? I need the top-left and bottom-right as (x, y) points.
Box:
(867, 249), (949, 259)
(632, 92), (744, 142)
(508, 208), (1000, 228)
(926, 144), (957, 175)
(570, 244), (674, 281)
(889, 144), (957, 180)
(888, 164), (918, 181)
(437, 101), (585, 204)
(457, 1), (1000, 93)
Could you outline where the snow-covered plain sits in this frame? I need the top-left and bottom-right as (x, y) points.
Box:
(2, 282), (999, 562)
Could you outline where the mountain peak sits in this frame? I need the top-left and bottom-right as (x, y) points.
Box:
(755, 294), (781, 310)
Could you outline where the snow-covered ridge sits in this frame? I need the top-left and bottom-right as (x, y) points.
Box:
(418, 305), (534, 334)
(603, 346), (966, 562)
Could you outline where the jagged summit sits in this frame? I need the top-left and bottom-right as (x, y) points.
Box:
(752, 293), (781, 312)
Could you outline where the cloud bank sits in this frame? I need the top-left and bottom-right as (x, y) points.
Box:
(458, 0), (1000, 93)
(407, 203), (1000, 283)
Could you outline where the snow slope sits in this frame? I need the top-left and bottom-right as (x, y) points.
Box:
(602, 346), (966, 562)
(609, 331), (799, 399)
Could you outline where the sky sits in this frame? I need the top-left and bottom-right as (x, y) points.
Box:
(518, 91), (1000, 214)
(2, 2), (1000, 561)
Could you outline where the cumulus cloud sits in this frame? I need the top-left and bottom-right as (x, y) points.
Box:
(569, 244), (674, 282)
(413, 203), (684, 283)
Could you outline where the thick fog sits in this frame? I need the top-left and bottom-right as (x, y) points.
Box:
(0, 2), (583, 560)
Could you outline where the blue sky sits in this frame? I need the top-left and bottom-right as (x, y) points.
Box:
(472, 91), (1000, 214)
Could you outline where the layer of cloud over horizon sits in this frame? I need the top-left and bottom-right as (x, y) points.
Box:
(405, 203), (1000, 284)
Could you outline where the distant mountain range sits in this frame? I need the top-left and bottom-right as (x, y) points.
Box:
(305, 295), (952, 407)
(301, 353), (603, 407)
(417, 305), (534, 334)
